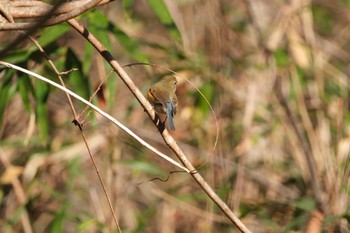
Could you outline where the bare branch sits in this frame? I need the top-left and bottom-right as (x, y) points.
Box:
(66, 18), (252, 233)
(0, 0), (113, 31)
(0, 61), (189, 173)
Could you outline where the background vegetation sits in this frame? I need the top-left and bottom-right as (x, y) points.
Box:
(0, 0), (350, 232)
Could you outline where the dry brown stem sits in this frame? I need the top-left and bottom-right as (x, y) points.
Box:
(66, 18), (251, 233)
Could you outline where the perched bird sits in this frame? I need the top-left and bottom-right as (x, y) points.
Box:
(147, 76), (178, 130)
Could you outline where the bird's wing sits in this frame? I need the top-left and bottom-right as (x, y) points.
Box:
(166, 102), (176, 130)
(150, 87), (171, 106)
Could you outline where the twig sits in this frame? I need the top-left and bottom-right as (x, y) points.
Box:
(0, 61), (189, 233)
(59, 68), (78, 75)
(0, 3), (123, 230)
(8, 0), (112, 19)
(0, 0), (113, 30)
(0, 61), (190, 173)
(66, 19), (251, 232)
(0, 1), (62, 57)
(134, 127), (301, 199)
(0, 0), (110, 59)
(79, 70), (114, 118)
(123, 62), (220, 153)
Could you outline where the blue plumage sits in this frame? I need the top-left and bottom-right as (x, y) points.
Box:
(166, 102), (175, 130)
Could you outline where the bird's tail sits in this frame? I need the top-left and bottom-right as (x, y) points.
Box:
(166, 102), (176, 131)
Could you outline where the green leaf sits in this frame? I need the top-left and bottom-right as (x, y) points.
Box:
(1, 49), (33, 64)
(0, 69), (17, 126)
(121, 160), (163, 175)
(341, 0), (350, 8)
(50, 203), (68, 233)
(83, 41), (93, 75)
(18, 74), (34, 112)
(78, 218), (99, 232)
(291, 198), (316, 211)
(312, 5), (334, 36)
(65, 49), (91, 99)
(123, 0), (135, 17)
(274, 48), (290, 67)
(38, 24), (70, 48)
(33, 78), (50, 141)
(110, 24), (148, 62)
(87, 9), (112, 51)
(198, 81), (213, 114)
(146, 0), (181, 41)
(35, 98), (49, 141)
(34, 79), (50, 102)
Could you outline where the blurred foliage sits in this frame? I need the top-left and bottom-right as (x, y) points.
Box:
(0, 69), (16, 125)
(312, 5), (334, 36)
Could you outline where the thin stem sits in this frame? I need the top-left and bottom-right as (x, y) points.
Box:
(66, 19), (251, 233)
(0, 61), (189, 173)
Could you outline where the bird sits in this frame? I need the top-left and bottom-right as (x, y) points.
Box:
(147, 76), (178, 130)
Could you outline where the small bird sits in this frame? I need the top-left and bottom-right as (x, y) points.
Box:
(147, 76), (178, 130)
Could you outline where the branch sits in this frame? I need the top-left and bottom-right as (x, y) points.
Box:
(0, 0), (113, 30)
(0, 61), (189, 173)
(65, 19), (251, 233)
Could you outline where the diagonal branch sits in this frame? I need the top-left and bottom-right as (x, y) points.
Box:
(66, 18), (251, 233)
(0, 61), (189, 174)
(0, 2), (122, 230)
